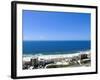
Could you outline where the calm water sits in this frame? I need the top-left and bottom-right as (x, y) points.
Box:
(23, 41), (90, 55)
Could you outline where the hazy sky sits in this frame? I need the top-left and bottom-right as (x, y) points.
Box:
(22, 10), (91, 41)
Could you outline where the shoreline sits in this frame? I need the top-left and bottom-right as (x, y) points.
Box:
(23, 50), (90, 61)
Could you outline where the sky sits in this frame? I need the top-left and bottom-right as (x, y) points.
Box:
(22, 10), (91, 41)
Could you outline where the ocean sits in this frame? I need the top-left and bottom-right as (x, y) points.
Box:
(23, 41), (90, 55)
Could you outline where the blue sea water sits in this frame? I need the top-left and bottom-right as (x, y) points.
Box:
(23, 41), (90, 55)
